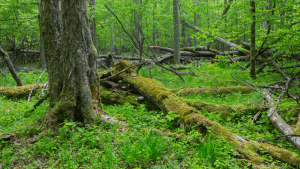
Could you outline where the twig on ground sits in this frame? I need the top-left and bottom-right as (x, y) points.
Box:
(28, 69), (46, 102)
(232, 75), (258, 92)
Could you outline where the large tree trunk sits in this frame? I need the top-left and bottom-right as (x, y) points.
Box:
(40, 0), (62, 109)
(0, 47), (23, 86)
(41, 0), (103, 125)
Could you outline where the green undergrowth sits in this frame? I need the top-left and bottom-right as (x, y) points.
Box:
(139, 61), (282, 89)
(0, 103), (248, 168)
(0, 61), (299, 168)
(0, 95), (48, 136)
(0, 69), (48, 87)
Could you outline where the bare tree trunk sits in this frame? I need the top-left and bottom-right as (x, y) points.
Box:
(173, 0), (180, 64)
(134, 0), (141, 58)
(194, 12), (198, 46)
(0, 47), (23, 86)
(92, 0), (97, 51)
(250, 0), (256, 79)
(37, 2), (46, 68)
(110, 23), (115, 53)
(264, 0), (271, 30)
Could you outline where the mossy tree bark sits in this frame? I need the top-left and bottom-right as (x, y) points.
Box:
(40, 0), (62, 108)
(41, 0), (103, 125)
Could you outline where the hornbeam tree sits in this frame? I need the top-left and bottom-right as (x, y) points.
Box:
(40, 0), (103, 126)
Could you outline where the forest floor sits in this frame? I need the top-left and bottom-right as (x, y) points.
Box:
(0, 61), (300, 168)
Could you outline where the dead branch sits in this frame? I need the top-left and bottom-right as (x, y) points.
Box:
(262, 89), (300, 150)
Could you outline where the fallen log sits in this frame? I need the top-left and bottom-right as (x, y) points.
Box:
(0, 83), (260, 118)
(150, 46), (216, 57)
(262, 89), (300, 150)
(99, 60), (300, 167)
(180, 46), (240, 56)
(151, 46), (240, 57)
(157, 53), (173, 64)
(0, 84), (43, 99)
(170, 86), (254, 96)
(180, 20), (251, 56)
(0, 47), (23, 86)
(97, 55), (141, 60)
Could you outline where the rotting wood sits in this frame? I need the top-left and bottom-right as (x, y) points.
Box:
(100, 60), (300, 166)
(262, 89), (300, 150)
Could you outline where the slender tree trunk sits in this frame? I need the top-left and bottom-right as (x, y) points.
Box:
(110, 23), (115, 53)
(134, 0), (141, 57)
(250, 0), (256, 79)
(173, 0), (180, 64)
(37, 2), (46, 68)
(92, 0), (97, 51)
(194, 12), (198, 46)
(182, 12), (187, 47)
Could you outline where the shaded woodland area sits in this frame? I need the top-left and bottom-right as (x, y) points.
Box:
(1, 0), (300, 168)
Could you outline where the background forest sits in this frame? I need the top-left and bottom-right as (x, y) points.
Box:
(1, 0), (300, 168)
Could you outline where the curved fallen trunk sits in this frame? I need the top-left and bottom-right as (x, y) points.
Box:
(100, 60), (300, 167)
(262, 89), (300, 150)
(170, 86), (254, 96)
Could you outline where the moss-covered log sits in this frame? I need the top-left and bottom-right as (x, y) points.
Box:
(98, 85), (159, 110)
(101, 60), (300, 167)
(171, 86), (254, 96)
(0, 84), (262, 121)
(0, 84), (44, 99)
(183, 99), (262, 120)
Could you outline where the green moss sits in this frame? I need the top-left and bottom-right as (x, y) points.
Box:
(171, 86), (253, 96)
(0, 84), (43, 99)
